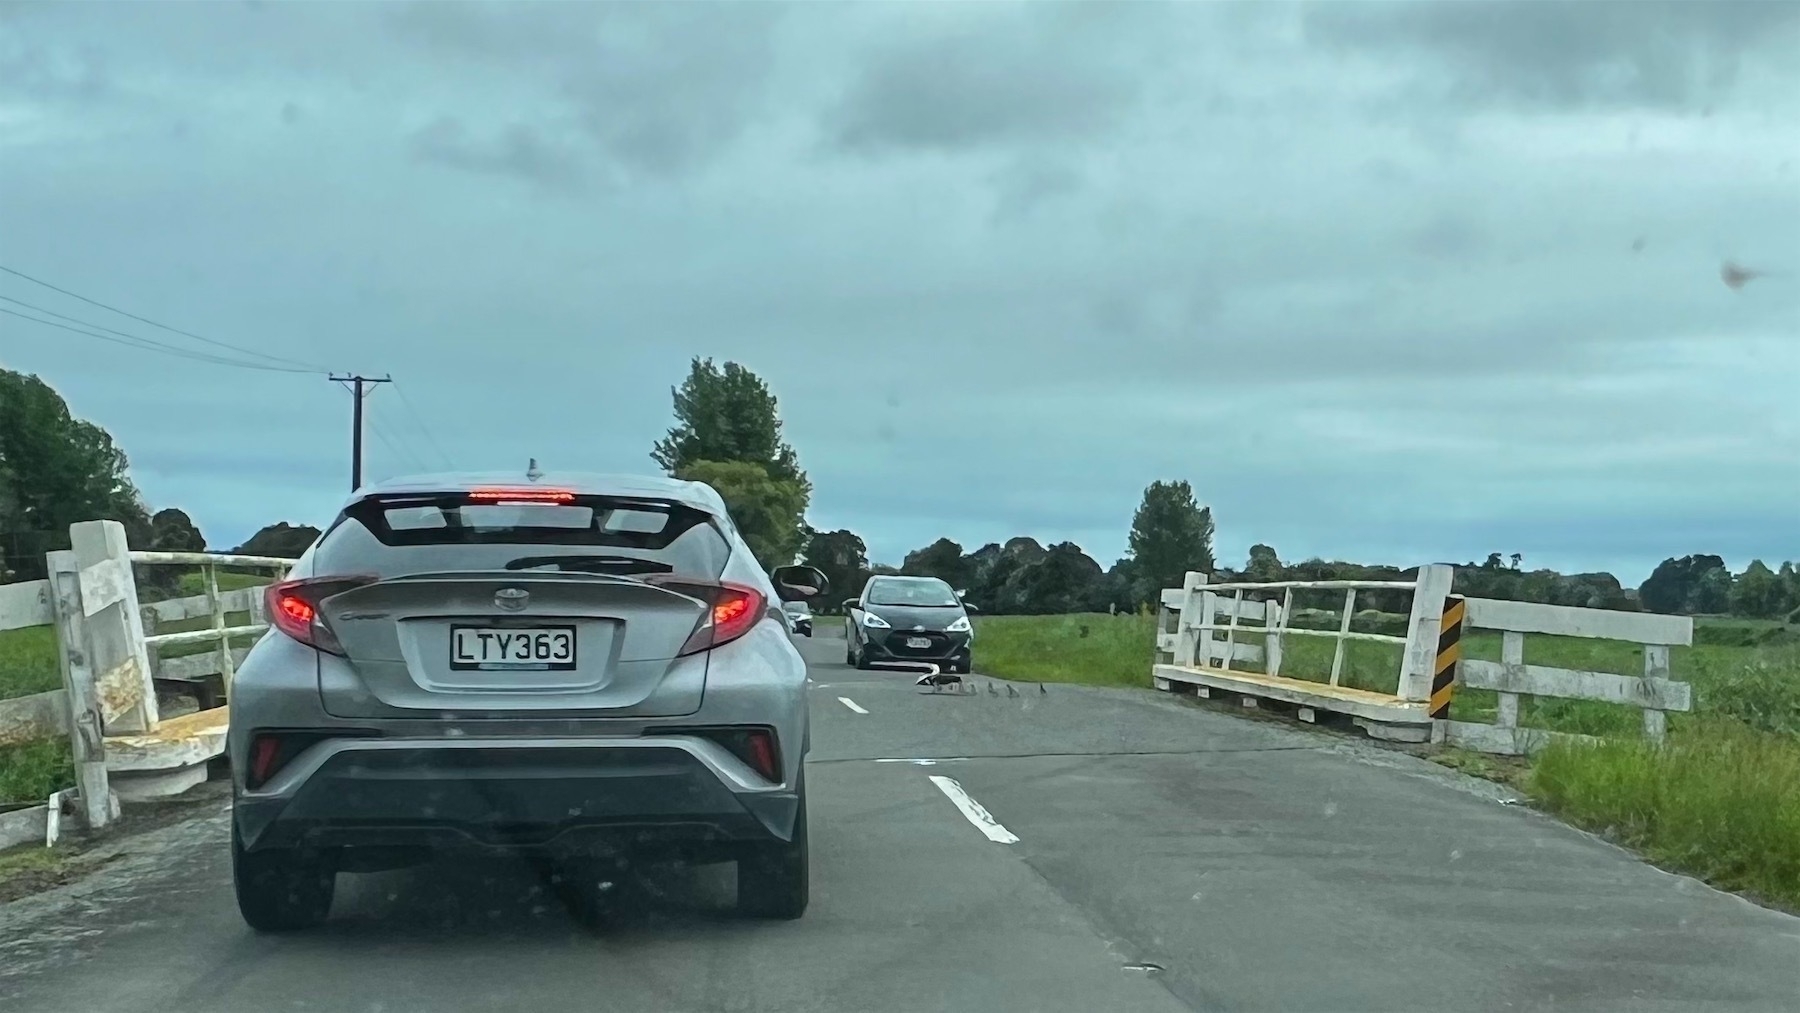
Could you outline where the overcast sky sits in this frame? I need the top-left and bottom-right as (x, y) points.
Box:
(2, 1), (1796, 583)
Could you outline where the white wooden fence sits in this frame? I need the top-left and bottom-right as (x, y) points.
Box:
(0, 521), (290, 848)
(1152, 565), (1695, 754)
(1440, 597), (1693, 755)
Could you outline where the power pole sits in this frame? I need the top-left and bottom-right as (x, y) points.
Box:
(329, 374), (392, 491)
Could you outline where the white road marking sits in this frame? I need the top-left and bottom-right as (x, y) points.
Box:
(928, 775), (1020, 845)
(874, 757), (968, 765)
(837, 696), (869, 714)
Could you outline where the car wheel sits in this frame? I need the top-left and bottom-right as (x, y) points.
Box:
(845, 639), (856, 664)
(954, 657), (971, 675)
(737, 780), (808, 919)
(854, 647), (873, 670)
(232, 821), (336, 932)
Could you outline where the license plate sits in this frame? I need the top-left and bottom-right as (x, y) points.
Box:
(906, 636), (932, 649)
(450, 626), (576, 670)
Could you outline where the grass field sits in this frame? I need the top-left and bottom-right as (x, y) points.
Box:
(974, 609), (1800, 910)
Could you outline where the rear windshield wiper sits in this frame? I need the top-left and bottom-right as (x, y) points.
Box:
(503, 554), (674, 575)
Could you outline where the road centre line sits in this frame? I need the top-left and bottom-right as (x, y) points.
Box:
(837, 696), (869, 714)
(928, 775), (1020, 845)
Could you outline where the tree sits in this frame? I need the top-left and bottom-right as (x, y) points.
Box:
(1093, 559), (1144, 614)
(137, 508), (208, 596)
(1245, 544), (1282, 583)
(674, 459), (808, 568)
(999, 541), (1103, 615)
(1730, 560), (1789, 619)
(149, 508), (205, 552)
(964, 539), (1041, 613)
(650, 358), (810, 572)
(0, 369), (151, 580)
(901, 537), (970, 590)
(801, 528), (870, 609)
(1126, 480), (1214, 602)
(1687, 565), (1733, 615)
(1639, 554), (1727, 614)
(235, 522), (322, 558)
(651, 358), (805, 486)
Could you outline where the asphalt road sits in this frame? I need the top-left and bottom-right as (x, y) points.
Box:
(3, 629), (1798, 1012)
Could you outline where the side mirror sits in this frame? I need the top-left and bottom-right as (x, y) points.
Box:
(841, 597), (860, 612)
(963, 602), (981, 613)
(770, 565), (828, 603)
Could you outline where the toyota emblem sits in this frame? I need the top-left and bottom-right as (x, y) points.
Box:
(495, 588), (529, 612)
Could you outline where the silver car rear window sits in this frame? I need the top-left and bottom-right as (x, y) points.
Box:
(314, 493), (731, 580)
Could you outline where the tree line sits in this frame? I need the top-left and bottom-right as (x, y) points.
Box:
(9, 361), (1795, 625)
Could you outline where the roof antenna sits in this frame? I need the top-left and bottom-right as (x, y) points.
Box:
(525, 457), (543, 482)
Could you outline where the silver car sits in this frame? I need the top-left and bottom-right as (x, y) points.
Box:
(227, 471), (828, 930)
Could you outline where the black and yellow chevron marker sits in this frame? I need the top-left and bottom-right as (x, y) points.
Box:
(1430, 596), (1465, 720)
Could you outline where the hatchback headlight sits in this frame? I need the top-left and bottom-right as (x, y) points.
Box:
(946, 616), (972, 633)
(862, 612), (891, 629)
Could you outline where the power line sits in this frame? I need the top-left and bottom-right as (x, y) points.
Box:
(365, 403), (431, 472)
(366, 418), (424, 473)
(0, 305), (319, 374)
(0, 293), (318, 373)
(390, 380), (455, 470)
(0, 262), (329, 371)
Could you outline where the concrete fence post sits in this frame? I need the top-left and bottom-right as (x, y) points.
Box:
(1174, 571), (1207, 667)
(68, 520), (157, 733)
(1397, 563), (1455, 704)
(48, 550), (115, 829)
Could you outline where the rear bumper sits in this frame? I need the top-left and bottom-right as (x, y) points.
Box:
(235, 736), (800, 856)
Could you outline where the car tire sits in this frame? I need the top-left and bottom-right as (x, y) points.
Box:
(845, 639), (856, 664)
(232, 821), (336, 932)
(953, 657), (971, 675)
(736, 781), (808, 920)
(854, 648), (873, 670)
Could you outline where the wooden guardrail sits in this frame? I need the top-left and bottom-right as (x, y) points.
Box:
(1153, 566), (1454, 742)
(1151, 565), (1695, 755)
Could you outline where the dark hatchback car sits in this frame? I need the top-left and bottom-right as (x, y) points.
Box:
(844, 575), (976, 673)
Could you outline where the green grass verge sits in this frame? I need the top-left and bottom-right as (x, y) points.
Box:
(0, 624), (61, 701)
(0, 738), (73, 803)
(973, 613), (1157, 688)
(1530, 721), (1800, 909)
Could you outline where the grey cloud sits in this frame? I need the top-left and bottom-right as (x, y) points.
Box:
(990, 159), (1083, 225)
(388, 1), (780, 179)
(1407, 212), (1490, 263)
(0, 34), (107, 102)
(826, 3), (1174, 154)
(1307, 0), (1800, 110)
(408, 116), (589, 191)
